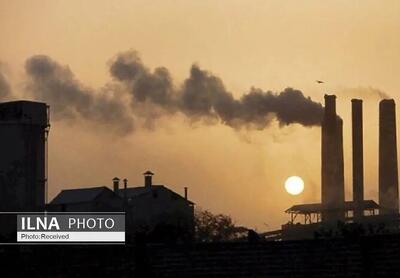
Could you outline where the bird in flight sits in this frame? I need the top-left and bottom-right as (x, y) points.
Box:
(316, 80), (324, 84)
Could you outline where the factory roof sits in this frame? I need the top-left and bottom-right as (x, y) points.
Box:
(286, 200), (379, 214)
(116, 185), (194, 205)
(50, 186), (116, 205)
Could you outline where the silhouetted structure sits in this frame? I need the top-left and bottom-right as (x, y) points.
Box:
(282, 200), (380, 240)
(48, 171), (195, 241)
(321, 95), (345, 222)
(113, 177), (120, 192)
(352, 99), (364, 219)
(0, 101), (49, 212)
(379, 99), (399, 215)
(282, 96), (400, 240)
(116, 171), (195, 241)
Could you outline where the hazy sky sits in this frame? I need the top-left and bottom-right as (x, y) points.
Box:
(1, 0), (400, 230)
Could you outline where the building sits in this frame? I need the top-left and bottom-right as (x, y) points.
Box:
(48, 186), (123, 212)
(49, 171), (195, 240)
(0, 100), (49, 211)
(115, 171), (195, 239)
(282, 200), (380, 240)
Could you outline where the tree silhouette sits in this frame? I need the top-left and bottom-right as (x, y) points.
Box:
(194, 208), (248, 242)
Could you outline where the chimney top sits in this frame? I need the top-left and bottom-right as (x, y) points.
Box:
(324, 95), (337, 112)
(113, 177), (120, 193)
(380, 99), (395, 105)
(143, 170), (154, 176)
(144, 170), (154, 187)
(324, 94), (336, 100)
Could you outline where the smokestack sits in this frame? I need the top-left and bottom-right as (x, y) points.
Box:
(123, 178), (128, 210)
(336, 117), (345, 207)
(352, 99), (364, 219)
(379, 99), (399, 215)
(321, 95), (345, 222)
(112, 177), (120, 193)
(143, 170), (154, 187)
(184, 187), (188, 200)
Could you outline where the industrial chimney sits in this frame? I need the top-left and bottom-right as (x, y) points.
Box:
(379, 99), (399, 215)
(337, 117), (345, 207)
(352, 99), (364, 220)
(123, 178), (128, 210)
(321, 95), (345, 222)
(144, 170), (154, 187)
(112, 177), (120, 193)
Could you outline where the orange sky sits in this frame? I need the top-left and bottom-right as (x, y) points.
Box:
(1, 1), (400, 230)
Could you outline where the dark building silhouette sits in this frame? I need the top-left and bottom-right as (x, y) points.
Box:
(49, 171), (195, 240)
(0, 101), (49, 212)
(379, 99), (399, 215)
(321, 95), (345, 222)
(352, 99), (364, 219)
(282, 200), (380, 240)
(115, 171), (195, 240)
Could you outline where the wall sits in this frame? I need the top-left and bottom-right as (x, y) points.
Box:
(147, 234), (400, 277)
(2, 233), (400, 277)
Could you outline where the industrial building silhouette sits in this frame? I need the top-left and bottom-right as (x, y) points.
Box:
(0, 101), (50, 212)
(0, 98), (400, 239)
(48, 171), (195, 241)
(2, 99), (400, 276)
(0, 100), (194, 241)
(282, 95), (400, 240)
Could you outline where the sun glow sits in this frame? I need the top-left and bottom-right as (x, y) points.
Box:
(284, 176), (304, 195)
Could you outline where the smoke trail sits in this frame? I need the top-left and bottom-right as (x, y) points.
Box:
(110, 51), (324, 129)
(24, 51), (324, 134)
(110, 51), (175, 108)
(25, 55), (134, 134)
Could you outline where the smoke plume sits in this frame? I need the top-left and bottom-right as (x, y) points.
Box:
(25, 55), (134, 134)
(24, 50), (324, 134)
(110, 50), (324, 129)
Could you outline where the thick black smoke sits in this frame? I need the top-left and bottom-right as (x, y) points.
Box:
(110, 51), (324, 129)
(110, 51), (175, 108)
(25, 55), (134, 134)
(0, 67), (11, 100)
(24, 51), (324, 135)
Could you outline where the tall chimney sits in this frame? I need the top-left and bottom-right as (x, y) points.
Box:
(379, 99), (399, 215)
(143, 170), (154, 187)
(352, 99), (364, 219)
(184, 187), (188, 200)
(336, 117), (345, 207)
(113, 177), (120, 193)
(321, 95), (345, 222)
(123, 178), (128, 210)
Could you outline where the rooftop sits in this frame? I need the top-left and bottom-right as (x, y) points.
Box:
(50, 186), (115, 205)
(116, 185), (194, 204)
(286, 200), (380, 214)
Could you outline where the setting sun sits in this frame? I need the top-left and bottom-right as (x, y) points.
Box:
(285, 176), (304, 195)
